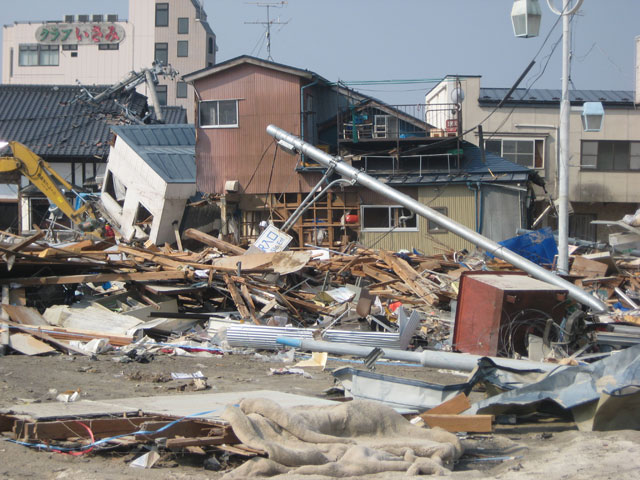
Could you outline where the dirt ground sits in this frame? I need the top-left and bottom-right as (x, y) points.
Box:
(1, 351), (640, 479)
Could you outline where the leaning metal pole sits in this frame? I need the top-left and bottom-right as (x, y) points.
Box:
(266, 124), (607, 313)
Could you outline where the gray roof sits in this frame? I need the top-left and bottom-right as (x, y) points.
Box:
(376, 141), (532, 186)
(111, 124), (196, 183)
(0, 84), (187, 159)
(479, 88), (635, 107)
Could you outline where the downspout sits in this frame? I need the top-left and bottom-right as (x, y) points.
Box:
(267, 124), (607, 313)
(300, 78), (319, 166)
(467, 182), (483, 234)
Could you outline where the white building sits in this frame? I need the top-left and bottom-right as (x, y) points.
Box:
(102, 124), (196, 245)
(2, 0), (216, 122)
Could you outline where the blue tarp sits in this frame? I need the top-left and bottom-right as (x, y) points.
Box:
(488, 227), (558, 266)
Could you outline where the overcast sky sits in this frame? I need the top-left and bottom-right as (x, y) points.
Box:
(1, 0), (638, 104)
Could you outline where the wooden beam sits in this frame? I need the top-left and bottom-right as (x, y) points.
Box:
(420, 414), (494, 433)
(166, 431), (238, 449)
(0, 270), (189, 286)
(6, 321), (132, 348)
(184, 228), (246, 255)
(240, 284), (261, 325)
(424, 393), (471, 416)
(378, 251), (439, 305)
(223, 274), (251, 321)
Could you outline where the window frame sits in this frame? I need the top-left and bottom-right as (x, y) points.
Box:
(177, 40), (188, 57)
(177, 17), (189, 34)
(176, 81), (188, 99)
(580, 140), (640, 172)
(19, 44), (59, 66)
(199, 100), (239, 128)
(484, 137), (545, 169)
(360, 205), (418, 232)
(155, 3), (169, 27)
(154, 42), (168, 65)
(155, 85), (168, 106)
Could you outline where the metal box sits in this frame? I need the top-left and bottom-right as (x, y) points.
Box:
(453, 272), (568, 357)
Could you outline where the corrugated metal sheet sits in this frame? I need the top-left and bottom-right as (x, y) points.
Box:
(195, 63), (319, 195)
(479, 88), (635, 106)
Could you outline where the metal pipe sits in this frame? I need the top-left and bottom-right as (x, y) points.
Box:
(266, 124), (607, 313)
(145, 69), (164, 123)
(276, 337), (559, 373)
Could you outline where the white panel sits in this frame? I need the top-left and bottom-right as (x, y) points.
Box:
(74, 163), (83, 185)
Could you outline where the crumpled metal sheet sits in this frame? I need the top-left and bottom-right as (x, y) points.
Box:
(467, 344), (640, 430)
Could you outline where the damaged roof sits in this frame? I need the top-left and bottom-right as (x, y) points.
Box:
(0, 84), (187, 159)
(383, 141), (532, 186)
(111, 124), (196, 184)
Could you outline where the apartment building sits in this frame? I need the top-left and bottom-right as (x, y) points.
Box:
(2, 0), (216, 121)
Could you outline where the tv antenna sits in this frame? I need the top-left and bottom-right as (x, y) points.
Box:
(245, 1), (289, 61)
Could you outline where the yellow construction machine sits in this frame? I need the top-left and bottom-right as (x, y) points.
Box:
(0, 141), (104, 238)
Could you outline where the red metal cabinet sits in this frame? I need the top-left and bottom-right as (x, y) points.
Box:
(453, 272), (568, 357)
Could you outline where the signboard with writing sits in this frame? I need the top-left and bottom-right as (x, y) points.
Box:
(252, 225), (292, 253)
(35, 23), (125, 45)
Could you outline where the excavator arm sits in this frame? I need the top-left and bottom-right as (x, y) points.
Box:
(0, 141), (97, 228)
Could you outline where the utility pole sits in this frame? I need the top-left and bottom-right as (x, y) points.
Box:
(245, 1), (288, 61)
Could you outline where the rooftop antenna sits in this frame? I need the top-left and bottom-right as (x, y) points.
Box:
(245, 1), (288, 61)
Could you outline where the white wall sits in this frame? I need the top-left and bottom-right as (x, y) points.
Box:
(101, 136), (196, 245)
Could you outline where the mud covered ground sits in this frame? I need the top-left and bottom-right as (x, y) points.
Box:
(1, 352), (639, 479)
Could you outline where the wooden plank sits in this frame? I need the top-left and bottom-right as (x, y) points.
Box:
(173, 222), (183, 252)
(6, 321), (131, 349)
(570, 256), (609, 278)
(0, 270), (189, 286)
(8, 333), (57, 355)
(2, 304), (49, 326)
(136, 420), (224, 440)
(184, 228), (246, 255)
(4, 228), (45, 253)
(378, 251), (439, 305)
(421, 414), (494, 433)
(214, 444), (264, 457)
(29, 416), (164, 442)
(223, 274), (251, 321)
(166, 432), (238, 449)
(240, 284), (261, 325)
(118, 246), (186, 270)
(424, 393), (471, 415)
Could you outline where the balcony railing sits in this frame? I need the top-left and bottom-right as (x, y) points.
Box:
(338, 103), (461, 141)
(351, 153), (461, 175)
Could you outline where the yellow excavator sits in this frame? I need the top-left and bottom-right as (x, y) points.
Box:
(0, 141), (105, 238)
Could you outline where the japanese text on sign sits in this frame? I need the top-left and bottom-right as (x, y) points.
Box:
(253, 225), (292, 253)
(35, 23), (125, 45)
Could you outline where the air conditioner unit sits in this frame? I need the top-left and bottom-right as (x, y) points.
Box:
(224, 180), (240, 193)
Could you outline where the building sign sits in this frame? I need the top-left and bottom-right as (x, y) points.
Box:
(252, 225), (292, 253)
(35, 23), (125, 45)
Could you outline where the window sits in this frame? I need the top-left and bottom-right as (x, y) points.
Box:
(199, 100), (238, 127)
(62, 45), (77, 51)
(176, 81), (188, 98)
(78, 14), (90, 22)
(177, 40), (188, 57)
(155, 3), (169, 26)
(178, 17), (189, 34)
(361, 205), (417, 232)
(92, 14), (104, 22)
(98, 43), (119, 50)
(485, 138), (544, 169)
(154, 42), (168, 65)
(581, 140), (640, 171)
(208, 37), (214, 54)
(19, 44), (59, 66)
(155, 85), (167, 106)
(427, 207), (448, 234)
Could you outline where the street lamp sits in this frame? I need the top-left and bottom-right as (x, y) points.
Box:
(511, 0), (586, 275)
(581, 102), (605, 132)
(511, 0), (542, 38)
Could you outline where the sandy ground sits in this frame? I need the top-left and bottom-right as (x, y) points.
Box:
(1, 351), (640, 479)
